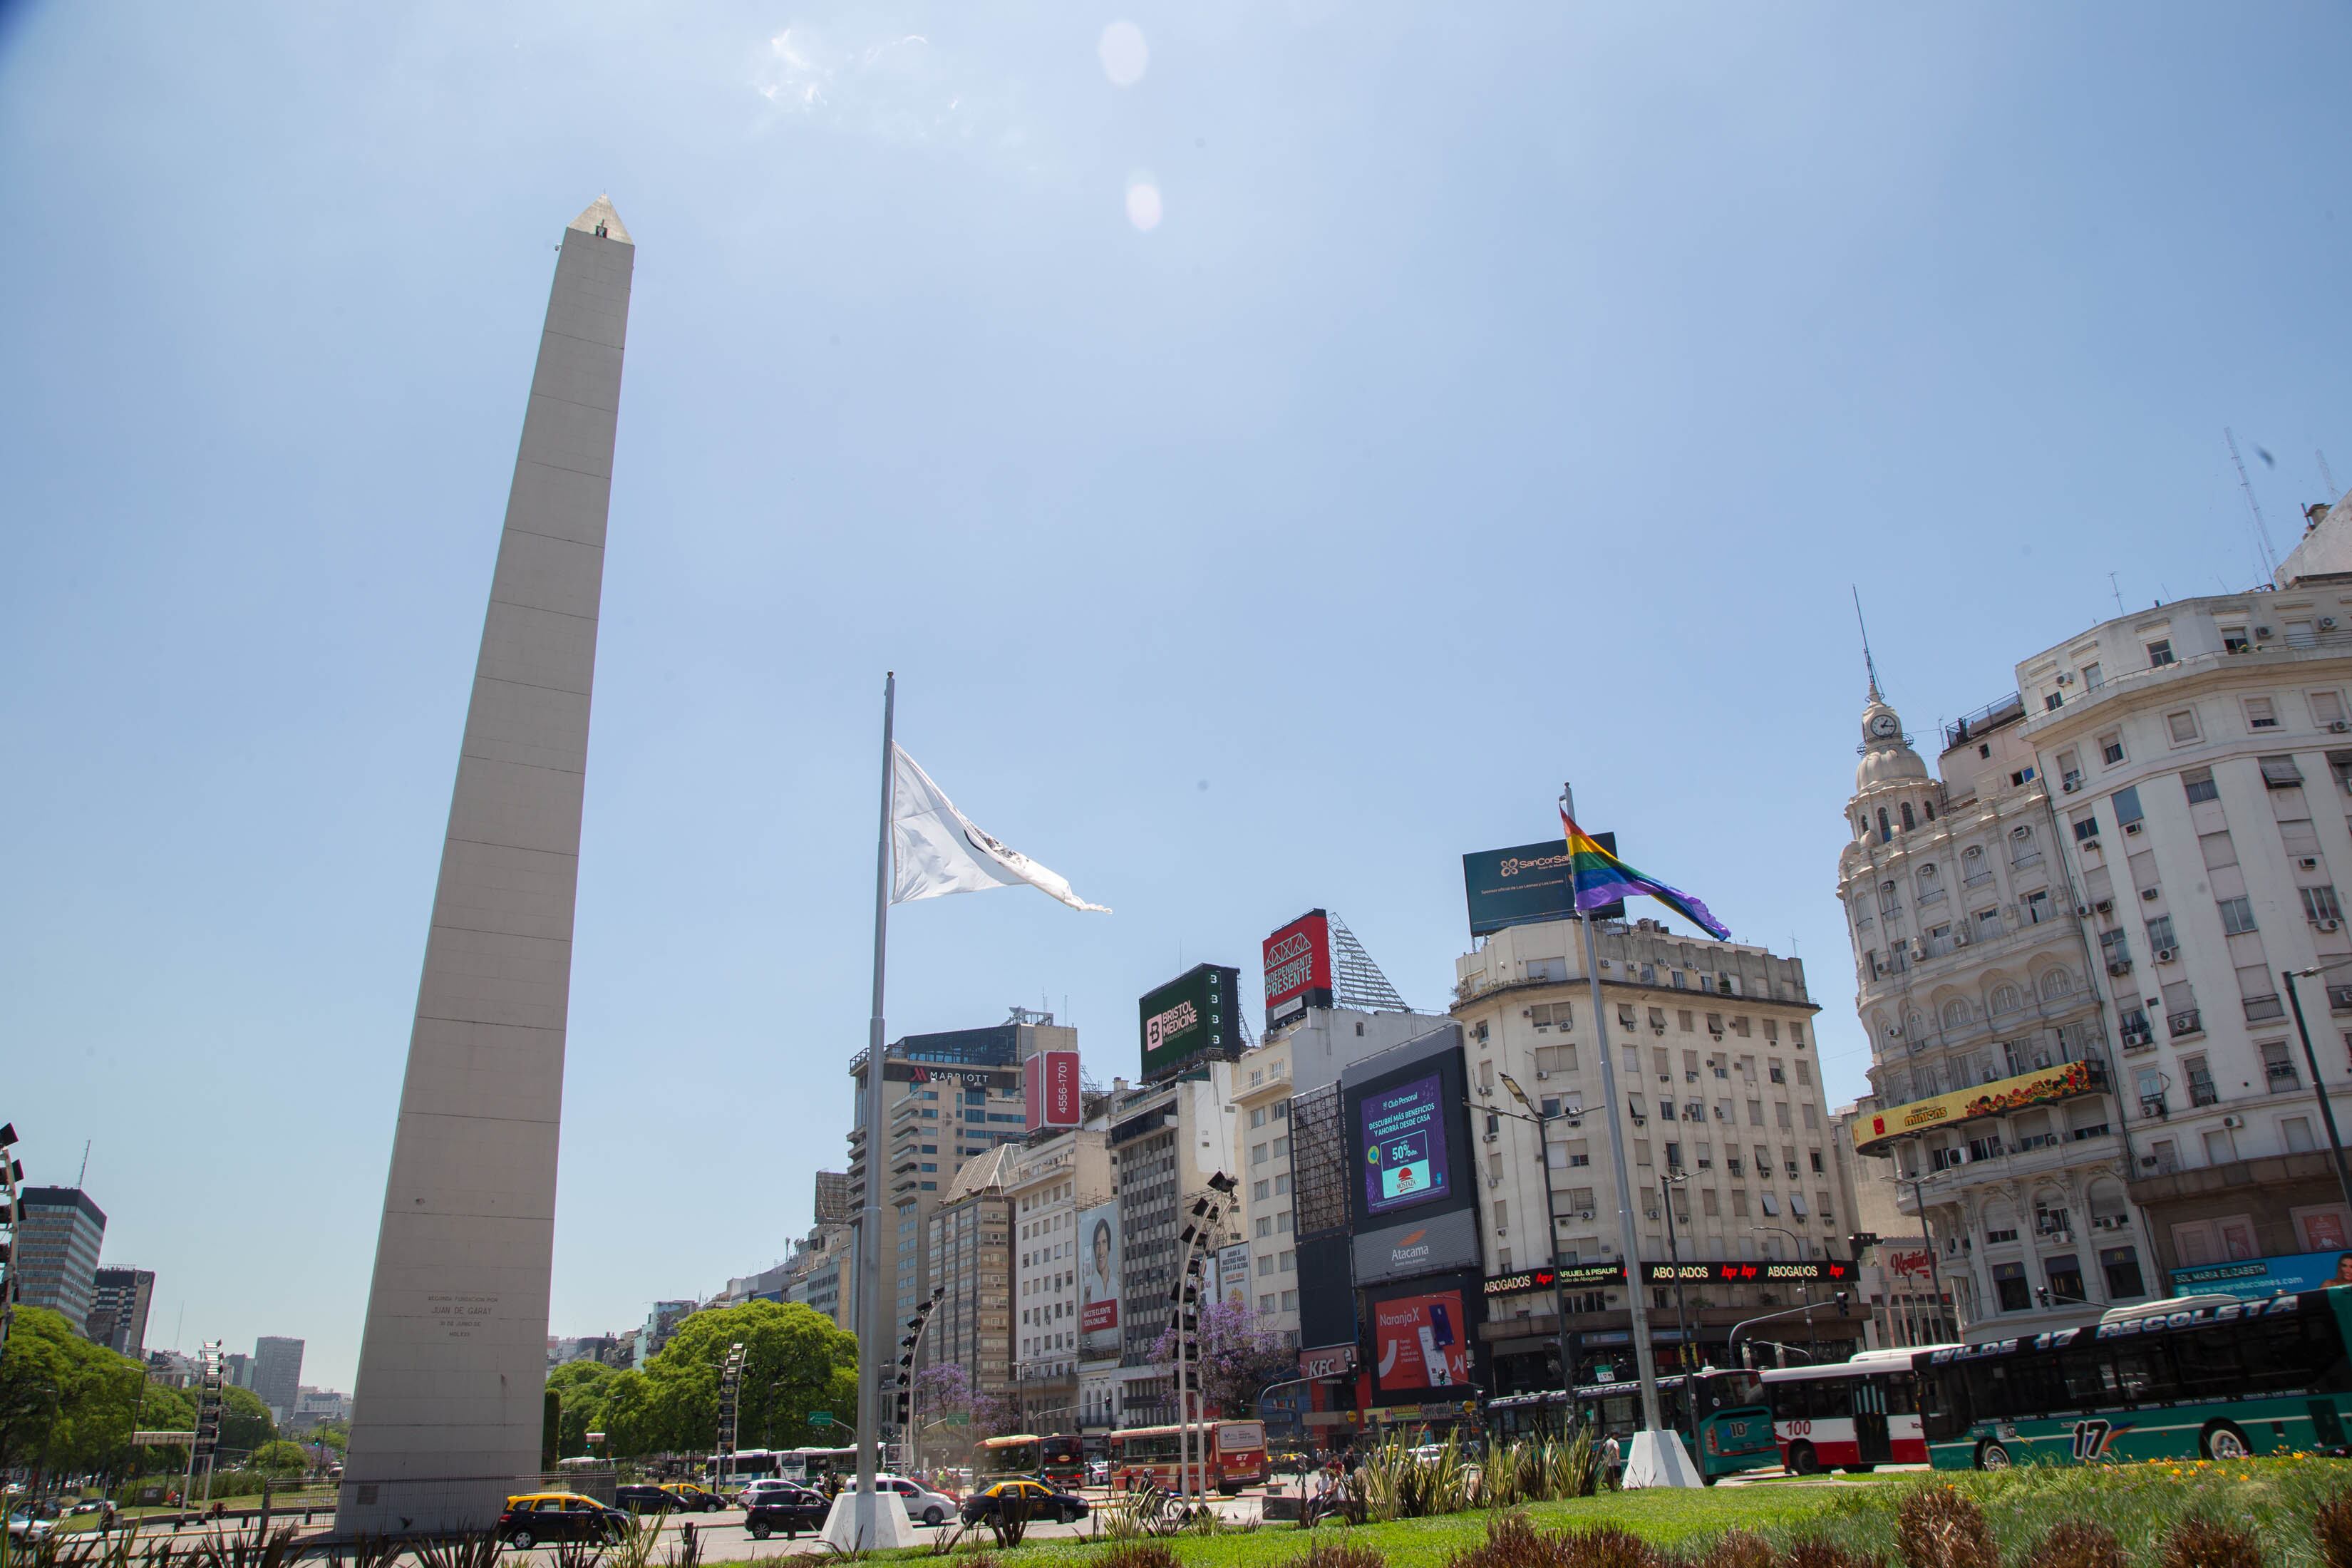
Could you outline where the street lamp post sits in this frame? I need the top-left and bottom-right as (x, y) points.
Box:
(1755, 1227), (1816, 1356)
(2285, 968), (2352, 1215)
(1495, 1076), (1579, 1400)
(1729, 1296), (1850, 1369)
(1658, 1171), (1695, 1455)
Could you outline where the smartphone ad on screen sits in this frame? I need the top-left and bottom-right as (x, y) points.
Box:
(1371, 1290), (1470, 1392)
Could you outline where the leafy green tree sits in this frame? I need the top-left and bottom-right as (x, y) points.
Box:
(646, 1301), (857, 1455)
(218, 1384), (277, 1455)
(0, 1305), (160, 1479)
(251, 1440), (308, 1477)
(547, 1360), (618, 1458)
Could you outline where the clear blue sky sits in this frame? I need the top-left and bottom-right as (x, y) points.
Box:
(4, 2), (2347, 1388)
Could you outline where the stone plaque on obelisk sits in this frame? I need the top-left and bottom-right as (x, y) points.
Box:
(339, 197), (633, 1535)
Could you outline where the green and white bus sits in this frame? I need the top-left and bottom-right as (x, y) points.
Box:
(1917, 1286), (2352, 1468)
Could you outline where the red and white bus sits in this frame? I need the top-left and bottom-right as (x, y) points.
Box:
(1105, 1420), (1267, 1495)
(1764, 1347), (1953, 1474)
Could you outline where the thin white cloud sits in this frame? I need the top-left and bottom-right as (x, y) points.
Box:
(753, 14), (1034, 165)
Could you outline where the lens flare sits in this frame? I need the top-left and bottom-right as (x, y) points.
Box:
(1125, 177), (1162, 232)
(1098, 21), (1148, 87)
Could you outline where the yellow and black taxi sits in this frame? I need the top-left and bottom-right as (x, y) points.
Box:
(658, 1483), (728, 1513)
(497, 1491), (631, 1548)
(959, 1477), (1088, 1527)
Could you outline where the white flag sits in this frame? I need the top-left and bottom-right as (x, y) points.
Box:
(890, 746), (1110, 913)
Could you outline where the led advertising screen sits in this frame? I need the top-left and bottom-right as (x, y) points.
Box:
(1139, 964), (1239, 1081)
(1360, 1073), (1453, 1217)
(1264, 911), (1334, 1028)
(1343, 1026), (1480, 1284)
(1368, 1284), (1476, 1396)
(1462, 832), (1621, 939)
(1078, 1203), (1121, 1357)
(1023, 1049), (1082, 1131)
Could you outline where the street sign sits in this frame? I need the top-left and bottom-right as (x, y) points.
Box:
(808, 1410), (833, 1428)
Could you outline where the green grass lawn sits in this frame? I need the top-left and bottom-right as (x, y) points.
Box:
(717, 1460), (2352, 1568)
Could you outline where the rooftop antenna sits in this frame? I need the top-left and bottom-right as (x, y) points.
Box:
(76, 1140), (89, 1188)
(2225, 428), (2280, 579)
(2108, 572), (2125, 618)
(1851, 586), (1881, 698)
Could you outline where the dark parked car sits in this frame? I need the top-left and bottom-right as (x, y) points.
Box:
(497, 1492), (630, 1549)
(744, 1486), (830, 1540)
(959, 1479), (1089, 1527)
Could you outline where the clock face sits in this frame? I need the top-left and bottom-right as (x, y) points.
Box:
(1869, 713), (1899, 738)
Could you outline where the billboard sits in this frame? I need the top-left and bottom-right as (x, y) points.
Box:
(1079, 1203), (1121, 1357)
(1343, 1025), (1480, 1284)
(1463, 833), (1621, 939)
(1217, 1243), (1252, 1308)
(1139, 964), (1240, 1081)
(1023, 1049), (1082, 1131)
(1851, 1058), (2105, 1153)
(1264, 911), (1334, 1028)
(2170, 1248), (2352, 1300)
(1361, 1072), (1455, 1217)
(1366, 1277), (1481, 1398)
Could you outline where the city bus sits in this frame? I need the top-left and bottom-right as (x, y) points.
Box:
(1915, 1287), (2352, 1468)
(1764, 1346), (1951, 1474)
(1106, 1420), (1267, 1494)
(706, 1445), (857, 1495)
(978, 1433), (1087, 1487)
(1487, 1371), (1778, 1483)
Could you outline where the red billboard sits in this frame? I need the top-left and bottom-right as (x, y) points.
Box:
(1263, 910), (1334, 1026)
(1023, 1049), (1082, 1131)
(1370, 1289), (1470, 1393)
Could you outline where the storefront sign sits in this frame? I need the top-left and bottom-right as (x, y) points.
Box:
(1298, 1343), (1359, 1379)
(1552, 1260), (1627, 1287)
(1851, 1058), (2105, 1153)
(1482, 1267), (1559, 1297)
(1640, 1260), (1855, 1284)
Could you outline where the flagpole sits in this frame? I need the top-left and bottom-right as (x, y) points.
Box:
(855, 673), (896, 1547)
(1564, 783), (1666, 1442)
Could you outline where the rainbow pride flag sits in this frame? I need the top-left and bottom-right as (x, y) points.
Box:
(1561, 806), (1731, 941)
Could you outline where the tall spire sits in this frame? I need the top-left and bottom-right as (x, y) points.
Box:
(1852, 585), (1882, 701)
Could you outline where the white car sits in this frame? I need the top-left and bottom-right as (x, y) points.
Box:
(837, 1475), (958, 1527)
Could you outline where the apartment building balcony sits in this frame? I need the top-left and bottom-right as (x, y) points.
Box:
(1894, 1124), (2125, 1207)
(2127, 1148), (2343, 1208)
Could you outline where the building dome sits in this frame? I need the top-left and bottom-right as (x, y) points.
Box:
(1855, 688), (1929, 793)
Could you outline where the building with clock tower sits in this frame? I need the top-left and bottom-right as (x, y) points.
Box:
(1837, 675), (2150, 1337)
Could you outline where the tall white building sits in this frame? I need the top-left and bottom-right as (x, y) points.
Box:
(1005, 1127), (1110, 1429)
(1839, 486), (2352, 1332)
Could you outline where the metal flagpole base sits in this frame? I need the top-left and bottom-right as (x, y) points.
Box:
(1623, 1430), (1703, 1489)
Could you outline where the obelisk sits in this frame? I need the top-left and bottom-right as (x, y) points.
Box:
(339, 197), (633, 1535)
